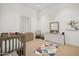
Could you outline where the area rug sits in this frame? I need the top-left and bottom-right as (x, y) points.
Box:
(33, 43), (59, 56)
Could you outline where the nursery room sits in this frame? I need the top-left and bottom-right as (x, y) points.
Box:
(0, 3), (79, 56)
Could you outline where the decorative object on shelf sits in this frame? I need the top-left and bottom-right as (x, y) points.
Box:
(66, 20), (79, 31)
(50, 22), (59, 33)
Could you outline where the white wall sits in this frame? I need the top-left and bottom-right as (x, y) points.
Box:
(39, 4), (79, 47)
(0, 3), (79, 47)
(0, 3), (37, 33)
(55, 7), (79, 47)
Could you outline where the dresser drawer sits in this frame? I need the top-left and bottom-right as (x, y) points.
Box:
(44, 33), (64, 45)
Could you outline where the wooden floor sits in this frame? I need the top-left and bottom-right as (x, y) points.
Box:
(26, 39), (79, 56)
(56, 44), (79, 56)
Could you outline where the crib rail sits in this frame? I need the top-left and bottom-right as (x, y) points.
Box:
(0, 35), (24, 56)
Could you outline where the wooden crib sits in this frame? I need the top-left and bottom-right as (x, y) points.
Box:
(0, 35), (23, 56)
(0, 32), (33, 56)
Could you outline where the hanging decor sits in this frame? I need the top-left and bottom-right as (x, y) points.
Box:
(66, 20), (79, 31)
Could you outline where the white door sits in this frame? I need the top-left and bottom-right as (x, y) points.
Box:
(20, 16), (31, 32)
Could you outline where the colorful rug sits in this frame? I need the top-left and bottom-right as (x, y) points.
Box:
(34, 43), (59, 56)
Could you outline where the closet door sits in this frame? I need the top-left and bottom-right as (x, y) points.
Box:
(20, 16), (31, 32)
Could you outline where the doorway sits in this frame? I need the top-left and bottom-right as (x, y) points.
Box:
(20, 16), (31, 32)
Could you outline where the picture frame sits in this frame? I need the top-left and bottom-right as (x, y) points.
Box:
(66, 20), (79, 31)
(50, 22), (59, 33)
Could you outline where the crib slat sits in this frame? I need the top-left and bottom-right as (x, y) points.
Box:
(17, 39), (19, 50)
(15, 38), (17, 50)
(5, 40), (7, 53)
(9, 39), (10, 53)
(21, 39), (22, 55)
(23, 42), (26, 56)
(18, 38), (21, 56)
(1, 41), (2, 56)
(18, 38), (20, 51)
(12, 38), (14, 51)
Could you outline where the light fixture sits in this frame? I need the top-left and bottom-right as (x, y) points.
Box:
(37, 4), (40, 7)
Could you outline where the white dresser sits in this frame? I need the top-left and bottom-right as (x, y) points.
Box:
(44, 33), (65, 45)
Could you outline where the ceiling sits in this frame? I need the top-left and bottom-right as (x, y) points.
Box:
(0, 3), (54, 11)
(22, 3), (53, 11)
(1, 3), (79, 11)
(22, 3), (79, 11)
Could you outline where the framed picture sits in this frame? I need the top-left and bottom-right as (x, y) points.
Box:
(66, 20), (79, 31)
(50, 22), (59, 33)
